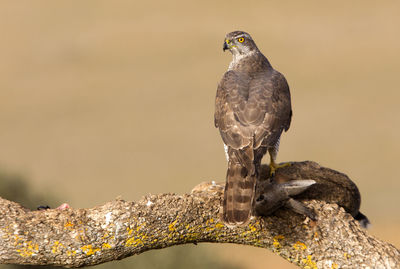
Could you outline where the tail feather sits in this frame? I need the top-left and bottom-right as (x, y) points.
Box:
(223, 163), (256, 225)
(355, 211), (371, 229)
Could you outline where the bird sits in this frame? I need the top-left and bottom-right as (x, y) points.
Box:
(214, 31), (292, 225)
(255, 162), (370, 228)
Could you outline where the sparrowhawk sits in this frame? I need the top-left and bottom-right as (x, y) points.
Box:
(214, 31), (292, 225)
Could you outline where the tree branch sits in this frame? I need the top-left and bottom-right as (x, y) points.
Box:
(0, 162), (399, 268)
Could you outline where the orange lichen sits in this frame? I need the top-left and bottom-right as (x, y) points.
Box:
(301, 255), (317, 269)
(293, 241), (307, 251)
(64, 221), (74, 229)
(273, 235), (285, 250)
(52, 241), (64, 254)
(16, 241), (39, 257)
(81, 245), (101, 255)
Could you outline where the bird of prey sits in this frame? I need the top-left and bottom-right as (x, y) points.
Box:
(214, 31), (292, 225)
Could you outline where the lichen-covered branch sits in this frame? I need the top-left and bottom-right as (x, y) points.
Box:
(0, 162), (399, 268)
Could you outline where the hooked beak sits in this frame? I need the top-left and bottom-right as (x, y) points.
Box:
(223, 39), (230, 51)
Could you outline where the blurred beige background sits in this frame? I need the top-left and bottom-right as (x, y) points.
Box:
(0, 1), (399, 268)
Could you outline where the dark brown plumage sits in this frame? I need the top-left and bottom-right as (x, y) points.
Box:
(215, 31), (292, 225)
(255, 162), (370, 228)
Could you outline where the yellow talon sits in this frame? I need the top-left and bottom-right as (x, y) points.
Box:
(269, 161), (291, 176)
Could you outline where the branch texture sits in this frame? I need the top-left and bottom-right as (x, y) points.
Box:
(0, 161), (398, 268)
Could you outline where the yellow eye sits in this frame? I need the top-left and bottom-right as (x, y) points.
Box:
(237, 37), (245, 43)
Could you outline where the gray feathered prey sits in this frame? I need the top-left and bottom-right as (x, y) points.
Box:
(215, 31), (292, 225)
(255, 177), (318, 221)
(255, 162), (370, 228)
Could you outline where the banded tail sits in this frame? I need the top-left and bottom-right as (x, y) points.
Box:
(223, 162), (256, 225)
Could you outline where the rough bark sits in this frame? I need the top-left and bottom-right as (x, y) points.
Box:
(0, 162), (398, 268)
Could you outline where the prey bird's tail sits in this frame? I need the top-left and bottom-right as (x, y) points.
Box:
(223, 162), (256, 225)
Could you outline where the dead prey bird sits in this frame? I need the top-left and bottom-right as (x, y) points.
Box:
(255, 177), (318, 221)
(254, 161), (370, 228)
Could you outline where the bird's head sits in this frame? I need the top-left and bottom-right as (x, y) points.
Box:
(223, 31), (259, 56)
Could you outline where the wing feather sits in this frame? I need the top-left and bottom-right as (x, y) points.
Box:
(215, 69), (291, 150)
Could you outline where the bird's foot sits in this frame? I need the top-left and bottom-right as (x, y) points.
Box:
(269, 161), (292, 177)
